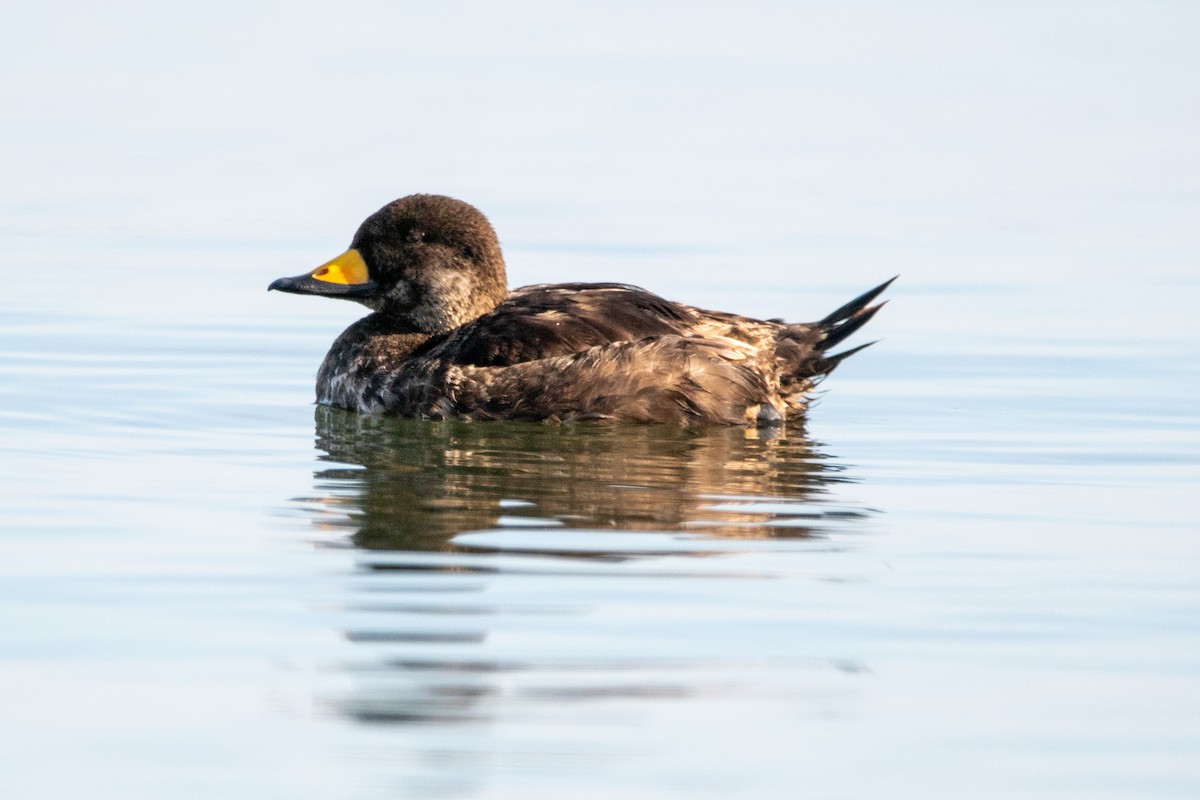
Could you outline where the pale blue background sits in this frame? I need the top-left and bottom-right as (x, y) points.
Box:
(2, 3), (1198, 798)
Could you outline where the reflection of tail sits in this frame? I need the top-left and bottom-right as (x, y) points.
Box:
(812, 276), (895, 374)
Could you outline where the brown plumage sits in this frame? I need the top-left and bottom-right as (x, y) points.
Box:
(269, 194), (892, 426)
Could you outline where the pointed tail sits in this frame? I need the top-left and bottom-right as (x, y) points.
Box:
(812, 275), (895, 372)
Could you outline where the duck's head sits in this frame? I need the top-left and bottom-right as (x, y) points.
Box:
(269, 194), (509, 333)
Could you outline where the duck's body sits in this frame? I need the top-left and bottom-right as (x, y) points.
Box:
(271, 195), (890, 426)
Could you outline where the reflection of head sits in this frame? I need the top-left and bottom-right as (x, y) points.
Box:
(302, 407), (863, 553)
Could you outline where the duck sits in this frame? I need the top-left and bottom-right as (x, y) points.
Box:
(269, 194), (891, 426)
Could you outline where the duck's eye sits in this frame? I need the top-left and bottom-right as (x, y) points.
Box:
(405, 229), (424, 244)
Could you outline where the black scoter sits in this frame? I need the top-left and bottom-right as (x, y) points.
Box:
(269, 194), (891, 425)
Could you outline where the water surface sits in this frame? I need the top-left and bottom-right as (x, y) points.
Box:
(2, 3), (1199, 798)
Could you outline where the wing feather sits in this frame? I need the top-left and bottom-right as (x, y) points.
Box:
(412, 284), (694, 367)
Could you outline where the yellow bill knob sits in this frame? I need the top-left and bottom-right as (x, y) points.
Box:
(310, 248), (371, 285)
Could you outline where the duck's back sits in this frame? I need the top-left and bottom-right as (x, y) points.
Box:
(411, 283), (697, 367)
(316, 281), (886, 425)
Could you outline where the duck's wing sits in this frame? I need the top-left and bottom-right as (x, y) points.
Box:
(393, 334), (780, 426)
(413, 283), (696, 367)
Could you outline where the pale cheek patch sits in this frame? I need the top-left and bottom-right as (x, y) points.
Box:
(428, 270), (472, 310)
(418, 270), (475, 330)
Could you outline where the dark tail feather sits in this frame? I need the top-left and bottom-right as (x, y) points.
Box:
(817, 340), (877, 374)
(820, 301), (887, 350)
(806, 276), (895, 376)
(818, 276), (897, 327)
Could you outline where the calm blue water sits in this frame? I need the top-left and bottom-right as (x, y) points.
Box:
(3, 3), (1199, 798)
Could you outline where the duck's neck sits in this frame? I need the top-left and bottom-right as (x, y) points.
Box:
(316, 314), (431, 412)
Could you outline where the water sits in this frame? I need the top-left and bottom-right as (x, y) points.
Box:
(3, 3), (1199, 798)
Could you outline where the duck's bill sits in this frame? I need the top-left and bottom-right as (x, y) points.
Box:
(268, 248), (379, 297)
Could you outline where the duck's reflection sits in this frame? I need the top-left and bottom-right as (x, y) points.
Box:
(298, 407), (874, 760)
(307, 405), (860, 552)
